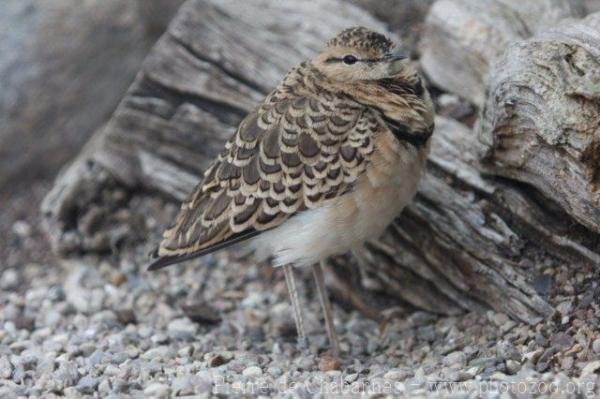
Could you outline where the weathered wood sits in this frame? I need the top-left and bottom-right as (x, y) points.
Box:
(420, 0), (586, 106)
(478, 12), (600, 234)
(42, 0), (600, 325)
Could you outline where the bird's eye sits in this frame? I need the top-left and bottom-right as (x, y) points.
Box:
(342, 55), (357, 65)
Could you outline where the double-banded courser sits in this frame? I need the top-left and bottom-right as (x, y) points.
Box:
(149, 27), (434, 355)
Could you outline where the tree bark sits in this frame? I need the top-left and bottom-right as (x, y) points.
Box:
(420, 0), (586, 106)
(42, 0), (600, 326)
(478, 13), (600, 234)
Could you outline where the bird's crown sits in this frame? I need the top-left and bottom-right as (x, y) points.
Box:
(327, 26), (393, 52)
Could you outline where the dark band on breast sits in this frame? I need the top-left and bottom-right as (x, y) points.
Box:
(381, 115), (433, 148)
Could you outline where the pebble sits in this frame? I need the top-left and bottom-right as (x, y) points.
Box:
(151, 333), (169, 345)
(550, 332), (573, 352)
(581, 361), (600, 376)
(115, 308), (136, 325)
(144, 382), (170, 398)
(171, 376), (196, 395)
(141, 346), (172, 360)
(443, 351), (467, 368)
(496, 341), (520, 362)
(318, 356), (341, 372)
(54, 362), (80, 390)
(1, 219), (599, 399)
(167, 318), (198, 339)
(0, 357), (14, 379)
(76, 376), (100, 394)
(267, 366), (283, 377)
(181, 303), (221, 324)
(1, 269), (20, 290)
(384, 368), (411, 381)
(505, 360), (521, 375)
(208, 354), (228, 368)
(242, 366), (263, 377)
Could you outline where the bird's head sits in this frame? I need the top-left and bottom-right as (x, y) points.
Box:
(313, 27), (409, 83)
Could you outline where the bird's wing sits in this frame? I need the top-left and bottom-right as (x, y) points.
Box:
(148, 93), (377, 270)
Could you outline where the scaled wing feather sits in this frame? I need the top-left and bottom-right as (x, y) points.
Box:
(154, 80), (378, 264)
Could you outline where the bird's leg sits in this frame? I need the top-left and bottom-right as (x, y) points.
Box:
(283, 264), (307, 349)
(312, 261), (340, 356)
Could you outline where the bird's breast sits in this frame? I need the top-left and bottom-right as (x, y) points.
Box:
(249, 131), (428, 268)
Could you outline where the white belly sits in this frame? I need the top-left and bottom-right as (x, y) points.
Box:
(249, 140), (429, 267)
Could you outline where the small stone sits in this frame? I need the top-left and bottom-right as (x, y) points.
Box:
(208, 354), (229, 368)
(556, 301), (573, 316)
(144, 382), (170, 398)
(151, 333), (169, 345)
(44, 310), (63, 328)
(54, 362), (80, 390)
(384, 368), (410, 381)
(318, 356), (341, 372)
(109, 271), (127, 287)
(550, 332), (574, 352)
(443, 351), (467, 368)
(37, 358), (56, 375)
(13, 315), (35, 332)
(0, 356), (13, 379)
(242, 366), (263, 377)
(560, 356), (574, 370)
(141, 346), (172, 360)
(416, 325), (436, 342)
(177, 345), (193, 358)
(438, 93), (460, 108)
(1, 269), (20, 290)
(47, 285), (66, 302)
(492, 313), (510, 327)
(592, 338), (600, 354)
(115, 308), (136, 325)
(523, 349), (543, 363)
(124, 345), (140, 359)
(496, 341), (520, 362)
(98, 379), (111, 395)
(267, 366), (283, 377)
(469, 356), (496, 369)
(181, 303), (221, 324)
(104, 364), (120, 376)
(63, 387), (79, 397)
(344, 373), (359, 384)
(536, 348), (556, 372)
(500, 320), (517, 334)
(296, 356), (314, 370)
(457, 366), (482, 381)
(167, 318), (198, 339)
(12, 220), (32, 237)
(505, 360), (521, 375)
(172, 376), (198, 396)
(87, 350), (106, 366)
(533, 275), (552, 297)
(580, 360), (600, 376)
(76, 376), (100, 394)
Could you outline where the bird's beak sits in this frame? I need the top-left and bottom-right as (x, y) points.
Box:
(383, 50), (408, 62)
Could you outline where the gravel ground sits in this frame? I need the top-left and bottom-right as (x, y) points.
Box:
(1, 190), (599, 399)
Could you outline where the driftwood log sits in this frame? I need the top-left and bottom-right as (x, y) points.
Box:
(420, 0), (587, 106)
(479, 13), (600, 234)
(42, 0), (600, 325)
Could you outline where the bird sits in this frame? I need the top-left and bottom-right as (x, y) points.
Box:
(148, 26), (434, 356)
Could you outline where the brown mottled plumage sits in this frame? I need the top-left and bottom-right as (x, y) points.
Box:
(149, 26), (434, 355)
